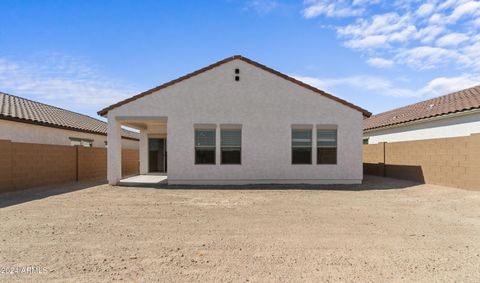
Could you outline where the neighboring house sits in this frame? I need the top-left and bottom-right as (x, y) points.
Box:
(98, 55), (371, 185)
(0, 92), (139, 149)
(363, 85), (480, 144)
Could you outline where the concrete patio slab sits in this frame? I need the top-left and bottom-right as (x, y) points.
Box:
(118, 173), (167, 186)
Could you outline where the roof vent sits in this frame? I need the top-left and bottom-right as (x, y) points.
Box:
(234, 68), (240, 81)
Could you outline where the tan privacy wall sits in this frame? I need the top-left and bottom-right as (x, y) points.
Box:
(12, 142), (77, 190)
(363, 134), (480, 190)
(122, 149), (140, 178)
(77, 147), (107, 181)
(0, 140), (139, 193)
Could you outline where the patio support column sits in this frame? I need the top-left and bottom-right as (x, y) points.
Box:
(139, 130), (148, 174)
(107, 115), (122, 185)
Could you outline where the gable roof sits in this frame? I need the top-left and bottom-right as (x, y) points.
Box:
(0, 92), (139, 140)
(97, 55), (371, 117)
(364, 85), (480, 131)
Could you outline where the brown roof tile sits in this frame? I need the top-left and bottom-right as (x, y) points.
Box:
(0, 92), (139, 140)
(98, 55), (371, 117)
(364, 85), (480, 131)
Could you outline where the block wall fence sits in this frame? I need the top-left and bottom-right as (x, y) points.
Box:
(363, 133), (480, 190)
(0, 139), (139, 193)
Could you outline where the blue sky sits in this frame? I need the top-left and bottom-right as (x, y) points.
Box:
(1, 0), (479, 118)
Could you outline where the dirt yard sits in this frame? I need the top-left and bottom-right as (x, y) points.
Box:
(1, 176), (479, 282)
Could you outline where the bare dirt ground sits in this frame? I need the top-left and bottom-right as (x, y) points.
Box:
(1, 176), (479, 282)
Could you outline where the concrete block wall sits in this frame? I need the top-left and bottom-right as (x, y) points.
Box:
(363, 134), (479, 190)
(0, 140), (139, 193)
(11, 142), (77, 191)
(0, 140), (13, 191)
(466, 133), (480, 190)
(363, 143), (385, 176)
(77, 147), (107, 181)
(121, 149), (140, 178)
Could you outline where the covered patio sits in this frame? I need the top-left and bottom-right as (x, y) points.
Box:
(108, 116), (168, 185)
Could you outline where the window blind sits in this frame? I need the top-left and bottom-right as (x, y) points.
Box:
(317, 130), (337, 147)
(221, 130), (241, 147)
(195, 130), (215, 147)
(292, 130), (312, 147)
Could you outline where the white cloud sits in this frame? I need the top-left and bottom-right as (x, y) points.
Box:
(344, 35), (388, 49)
(245, 0), (279, 15)
(294, 73), (480, 99)
(435, 33), (469, 47)
(395, 46), (467, 69)
(448, 1), (480, 23)
(337, 13), (416, 50)
(302, 0), (364, 18)
(416, 3), (436, 17)
(352, 0), (381, 5)
(0, 54), (136, 113)
(419, 75), (480, 96)
(338, 13), (411, 38)
(294, 75), (419, 97)
(367, 57), (394, 68)
(304, 1), (480, 71)
(474, 17), (480, 26)
(415, 25), (445, 43)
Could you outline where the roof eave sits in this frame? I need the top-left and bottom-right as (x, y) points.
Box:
(0, 115), (139, 141)
(364, 107), (480, 132)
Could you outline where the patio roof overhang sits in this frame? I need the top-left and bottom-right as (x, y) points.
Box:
(115, 116), (168, 131)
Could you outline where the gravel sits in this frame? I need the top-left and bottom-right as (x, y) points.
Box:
(1, 175), (479, 282)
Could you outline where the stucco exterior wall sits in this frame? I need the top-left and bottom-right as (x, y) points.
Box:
(364, 111), (480, 144)
(0, 119), (138, 149)
(109, 59), (364, 184)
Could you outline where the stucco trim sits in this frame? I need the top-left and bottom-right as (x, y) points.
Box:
(220, 124), (242, 129)
(97, 55), (371, 117)
(193, 123), (217, 129)
(291, 124), (314, 129)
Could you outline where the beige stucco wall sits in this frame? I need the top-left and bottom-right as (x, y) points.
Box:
(0, 119), (138, 149)
(108, 59), (363, 184)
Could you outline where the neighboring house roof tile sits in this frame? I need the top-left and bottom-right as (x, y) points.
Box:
(0, 92), (139, 140)
(364, 85), (480, 131)
(97, 55), (371, 117)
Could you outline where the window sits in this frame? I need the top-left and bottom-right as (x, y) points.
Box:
(317, 129), (337, 164)
(69, 137), (93, 147)
(292, 129), (312, 164)
(195, 129), (216, 164)
(363, 138), (369, 145)
(221, 129), (241, 164)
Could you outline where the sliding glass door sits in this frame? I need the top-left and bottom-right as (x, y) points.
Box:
(148, 138), (166, 173)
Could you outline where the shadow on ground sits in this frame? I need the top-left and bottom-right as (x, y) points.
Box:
(0, 180), (106, 209)
(0, 175), (421, 209)
(125, 175), (420, 191)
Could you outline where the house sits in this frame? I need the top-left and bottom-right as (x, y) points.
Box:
(364, 85), (480, 144)
(0, 92), (139, 148)
(98, 55), (371, 185)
